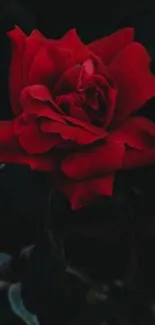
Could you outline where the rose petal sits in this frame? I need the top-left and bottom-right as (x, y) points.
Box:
(123, 146), (155, 169)
(30, 30), (46, 40)
(7, 26), (26, 115)
(104, 84), (117, 127)
(21, 86), (107, 141)
(88, 28), (134, 65)
(64, 116), (106, 137)
(0, 121), (15, 146)
(0, 147), (55, 171)
(20, 86), (100, 149)
(109, 42), (155, 127)
(28, 29), (90, 86)
(21, 85), (63, 115)
(83, 59), (94, 76)
(54, 65), (81, 94)
(28, 43), (77, 86)
(52, 29), (90, 63)
(27, 84), (52, 101)
(108, 117), (155, 149)
(22, 34), (45, 84)
(61, 142), (125, 179)
(58, 174), (114, 210)
(56, 93), (89, 122)
(0, 121), (55, 171)
(14, 118), (60, 154)
(28, 45), (57, 85)
(41, 120), (105, 145)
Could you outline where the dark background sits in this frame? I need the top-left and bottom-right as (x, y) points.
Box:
(1, 0), (155, 38)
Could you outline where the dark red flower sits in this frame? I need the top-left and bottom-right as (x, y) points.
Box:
(0, 26), (155, 209)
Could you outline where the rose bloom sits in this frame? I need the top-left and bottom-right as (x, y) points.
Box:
(0, 26), (155, 209)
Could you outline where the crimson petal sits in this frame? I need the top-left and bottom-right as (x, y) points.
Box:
(21, 85), (63, 115)
(51, 29), (90, 63)
(30, 30), (46, 40)
(0, 147), (55, 171)
(41, 120), (104, 145)
(88, 28), (134, 65)
(61, 142), (125, 179)
(7, 26), (26, 115)
(0, 121), (55, 171)
(123, 146), (155, 169)
(108, 117), (155, 149)
(58, 174), (114, 210)
(64, 116), (106, 136)
(28, 45), (58, 85)
(14, 118), (60, 154)
(28, 42), (77, 85)
(109, 42), (155, 127)
(22, 33), (45, 84)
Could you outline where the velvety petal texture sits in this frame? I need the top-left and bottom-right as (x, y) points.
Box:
(0, 26), (155, 209)
(0, 121), (55, 170)
(109, 43), (155, 126)
(88, 28), (134, 65)
(57, 175), (114, 210)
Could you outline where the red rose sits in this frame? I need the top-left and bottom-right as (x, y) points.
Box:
(0, 26), (155, 209)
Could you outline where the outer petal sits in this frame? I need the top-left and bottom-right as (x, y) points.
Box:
(0, 147), (55, 171)
(109, 42), (155, 127)
(88, 28), (134, 65)
(22, 32), (45, 84)
(21, 85), (64, 115)
(51, 29), (90, 63)
(41, 120), (105, 145)
(14, 118), (61, 154)
(28, 29), (90, 85)
(61, 142), (125, 179)
(28, 44), (76, 86)
(57, 174), (114, 210)
(0, 121), (15, 146)
(7, 26), (26, 116)
(30, 30), (46, 41)
(0, 121), (55, 171)
(123, 146), (155, 170)
(108, 117), (155, 149)
(121, 117), (155, 169)
(116, 118), (155, 170)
